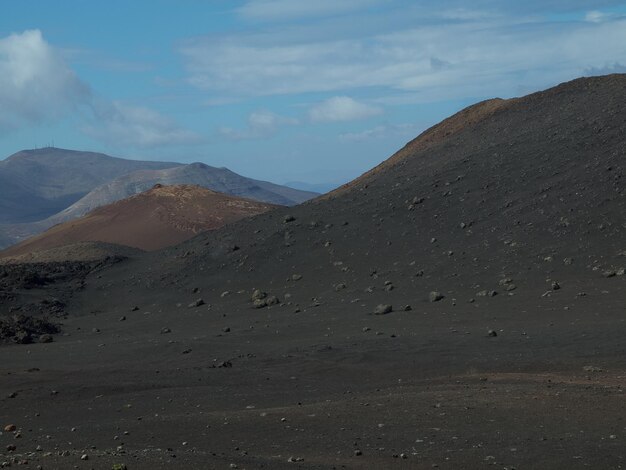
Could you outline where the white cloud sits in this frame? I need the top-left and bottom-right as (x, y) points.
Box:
(180, 8), (626, 102)
(0, 29), (90, 131)
(0, 29), (202, 148)
(84, 101), (203, 148)
(585, 10), (612, 22)
(237, 0), (383, 21)
(339, 123), (420, 142)
(219, 110), (298, 141)
(309, 96), (382, 122)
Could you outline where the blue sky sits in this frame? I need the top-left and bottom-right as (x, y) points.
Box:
(1, 0), (626, 188)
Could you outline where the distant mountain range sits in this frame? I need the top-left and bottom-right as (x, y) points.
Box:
(0, 148), (318, 249)
(0, 148), (178, 224)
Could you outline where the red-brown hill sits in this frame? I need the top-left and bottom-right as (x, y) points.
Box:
(0, 184), (278, 257)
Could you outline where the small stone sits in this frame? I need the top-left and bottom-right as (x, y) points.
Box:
(374, 304), (393, 315)
(160, 327), (171, 334)
(266, 296), (280, 306)
(354, 450), (362, 456)
(291, 274), (302, 281)
(253, 298), (268, 309)
(6, 444), (16, 452)
(80, 453), (89, 461)
(603, 270), (617, 278)
(429, 291), (444, 302)
(551, 281), (561, 290)
(188, 298), (205, 308)
(251, 289), (267, 301)
(487, 329), (498, 337)
(3, 425), (16, 432)
(118, 316), (126, 322)
(283, 215), (296, 223)
(583, 365), (602, 372)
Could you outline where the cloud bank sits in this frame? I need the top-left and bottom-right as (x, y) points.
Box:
(0, 29), (199, 148)
(180, 4), (626, 102)
(0, 30), (89, 131)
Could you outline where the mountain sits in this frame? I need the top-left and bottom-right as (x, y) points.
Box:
(0, 151), (317, 249)
(0, 184), (278, 256)
(49, 162), (317, 224)
(0, 147), (180, 223)
(2, 75), (626, 469)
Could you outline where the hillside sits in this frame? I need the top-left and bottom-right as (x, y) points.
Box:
(2, 75), (626, 469)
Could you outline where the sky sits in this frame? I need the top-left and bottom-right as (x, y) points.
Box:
(1, 0), (626, 189)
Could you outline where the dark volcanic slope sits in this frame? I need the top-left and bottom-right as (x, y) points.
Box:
(0, 147), (180, 223)
(2, 75), (626, 469)
(1, 184), (279, 255)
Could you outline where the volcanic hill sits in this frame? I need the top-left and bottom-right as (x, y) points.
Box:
(0, 154), (316, 249)
(0, 184), (279, 256)
(1, 75), (626, 469)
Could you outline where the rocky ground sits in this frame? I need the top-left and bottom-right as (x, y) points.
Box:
(1, 74), (626, 469)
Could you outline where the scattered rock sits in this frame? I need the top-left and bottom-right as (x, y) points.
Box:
(188, 298), (205, 308)
(251, 289), (267, 301)
(429, 291), (444, 302)
(583, 365), (602, 372)
(374, 304), (393, 315)
(39, 334), (53, 343)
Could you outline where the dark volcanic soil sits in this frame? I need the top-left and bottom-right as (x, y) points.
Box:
(2, 75), (626, 469)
